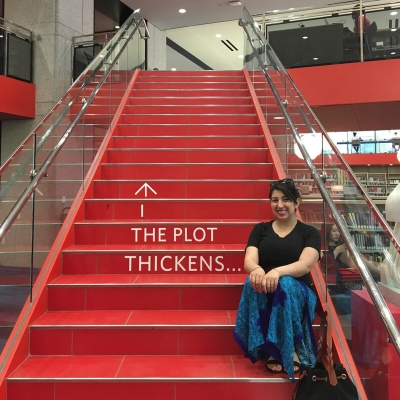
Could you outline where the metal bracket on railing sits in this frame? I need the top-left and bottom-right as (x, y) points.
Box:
(282, 99), (288, 108)
(81, 97), (86, 105)
(30, 169), (37, 179)
(139, 18), (150, 40)
(320, 171), (327, 183)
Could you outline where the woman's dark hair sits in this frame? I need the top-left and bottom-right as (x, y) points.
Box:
(269, 178), (301, 203)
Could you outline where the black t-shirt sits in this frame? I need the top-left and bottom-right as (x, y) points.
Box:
(246, 220), (321, 288)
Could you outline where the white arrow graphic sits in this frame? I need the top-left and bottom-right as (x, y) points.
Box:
(135, 183), (157, 197)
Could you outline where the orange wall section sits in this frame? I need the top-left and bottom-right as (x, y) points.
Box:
(288, 59), (400, 132)
(0, 75), (35, 120)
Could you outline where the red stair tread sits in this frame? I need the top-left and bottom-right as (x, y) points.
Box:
(63, 244), (243, 251)
(32, 310), (237, 326)
(76, 219), (262, 224)
(50, 274), (247, 285)
(8, 355), (289, 380)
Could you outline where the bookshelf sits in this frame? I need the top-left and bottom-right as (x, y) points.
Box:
(352, 165), (400, 198)
(290, 168), (346, 197)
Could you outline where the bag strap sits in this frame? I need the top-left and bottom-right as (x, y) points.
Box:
(319, 311), (338, 386)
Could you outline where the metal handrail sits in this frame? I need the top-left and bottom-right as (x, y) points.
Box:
(0, 17), (33, 41)
(0, 11), (149, 243)
(262, 41), (400, 255)
(240, 10), (400, 355)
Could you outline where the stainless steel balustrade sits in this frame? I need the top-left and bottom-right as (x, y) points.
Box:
(240, 6), (400, 355)
(0, 8), (148, 361)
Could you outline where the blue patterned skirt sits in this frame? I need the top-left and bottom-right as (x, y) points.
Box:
(233, 276), (317, 380)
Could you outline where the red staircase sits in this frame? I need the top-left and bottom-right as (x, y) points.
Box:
(4, 70), (297, 399)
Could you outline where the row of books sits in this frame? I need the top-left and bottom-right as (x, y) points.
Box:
(344, 211), (381, 229)
(350, 232), (389, 251)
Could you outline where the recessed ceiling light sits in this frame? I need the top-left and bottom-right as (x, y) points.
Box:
(216, 34), (222, 38)
(274, 116), (285, 119)
(289, 8), (295, 10)
(391, 28), (397, 31)
(238, 55), (244, 59)
(391, 11), (398, 15)
(171, 68), (177, 71)
(115, 25), (120, 29)
(179, 9), (186, 13)
(229, 1), (242, 6)
(391, 51), (396, 54)
(302, 36), (308, 39)
(273, 9), (279, 13)
(313, 57), (319, 60)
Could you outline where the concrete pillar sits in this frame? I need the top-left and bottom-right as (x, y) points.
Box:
(1, 0), (93, 163)
(147, 21), (166, 71)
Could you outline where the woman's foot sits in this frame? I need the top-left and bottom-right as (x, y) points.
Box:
(266, 356), (284, 374)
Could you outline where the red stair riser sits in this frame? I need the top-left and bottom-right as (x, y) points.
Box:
(100, 164), (273, 180)
(0, 200), (72, 224)
(70, 104), (119, 116)
(7, 382), (175, 400)
(136, 75), (246, 83)
(74, 223), (254, 245)
(118, 115), (258, 125)
(3, 223), (62, 248)
(106, 149), (269, 164)
(47, 286), (243, 311)
(84, 200), (272, 220)
(111, 137), (265, 149)
(7, 381), (293, 400)
(130, 89), (249, 98)
(115, 124), (262, 136)
(92, 180), (269, 200)
(123, 105), (255, 114)
(5, 180), (80, 201)
(127, 96), (254, 106)
(38, 135), (99, 149)
(29, 327), (240, 356)
(134, 82), (248, 90)
(140, 70), (244, 76)
(62, 251), (245, 275)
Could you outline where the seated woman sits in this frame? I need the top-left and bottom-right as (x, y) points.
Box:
(320, 223), (380, 293)
(233, 178), (321, 381)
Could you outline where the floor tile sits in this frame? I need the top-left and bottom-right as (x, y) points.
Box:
(134, 274), (228, 284)
(126, 310), (231, 325)
(33, 311), (132, 326)
(117, 355), (235, 378)
(8, 356), (123, 379)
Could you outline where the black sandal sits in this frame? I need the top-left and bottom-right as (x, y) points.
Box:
(266, 359), (284, 374)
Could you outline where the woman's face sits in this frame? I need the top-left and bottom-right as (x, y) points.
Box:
(329, 224), (340, 244)
(270, 189), (298, 221)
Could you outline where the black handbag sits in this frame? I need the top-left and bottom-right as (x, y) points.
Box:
(292, 312), (359, 400)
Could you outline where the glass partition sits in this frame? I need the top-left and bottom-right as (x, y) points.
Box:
(263, 4), (400, 67)
(0, 9), (148, 353)
(0, 17), (33, 82)
(242, 6), (400, 399)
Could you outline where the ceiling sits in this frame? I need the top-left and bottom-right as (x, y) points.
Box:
(120, 0), (349, 70)
(121, 0), (349, 31)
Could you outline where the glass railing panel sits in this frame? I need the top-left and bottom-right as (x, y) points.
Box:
(0, 10), (147, 354)
(263, 5), (400, 66)
(0, 17), (33, 81)
(0, 194), (35, 354)
(242, 7), (400, 398)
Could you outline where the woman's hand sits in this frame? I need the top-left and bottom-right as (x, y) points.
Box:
(249, 267), (265, 293)
(262, 269), (280, 293)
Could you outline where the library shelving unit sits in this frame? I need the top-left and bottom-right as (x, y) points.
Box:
(352, 165), (400, 198)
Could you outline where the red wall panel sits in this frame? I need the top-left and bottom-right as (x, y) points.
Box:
(288, 59), (400, 131)
(0, 75), (35, 120)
